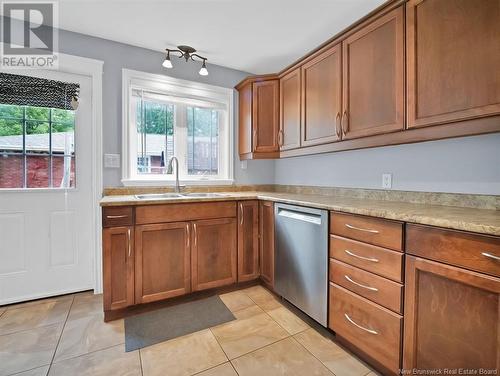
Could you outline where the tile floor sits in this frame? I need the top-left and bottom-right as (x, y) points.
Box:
(0, 285), (378, 376)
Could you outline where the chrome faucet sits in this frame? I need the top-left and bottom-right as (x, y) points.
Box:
(166, 156), (182, 193)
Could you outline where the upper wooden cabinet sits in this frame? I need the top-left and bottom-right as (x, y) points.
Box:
(406, 0), (500, 128)
(279, 68), (301, 150)
(191, 217), (237, 291)
(237, 201), (260, 282)
(301, 44), (342, 147)
(134, 222), (191, 304)
(342, 7), (404, 139)
(237, 77), (279, 159)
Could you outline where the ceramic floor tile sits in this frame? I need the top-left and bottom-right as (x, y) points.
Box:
(0, 299), (72, 336)
(211, 312), (289, 359)
(232, 305), (265, 320)
(231, 337), (333, 376)
(53, 314), (124, 362)
(67, 292), (103, 321)
(11, 365), (49, 376)
(194, 362), (237, 376)
(219, 291), (256, 313)
(294, 328), (370, 376)
(4, 295), (73, 312)
(49, 344), (141, 376)
(242, 285), (282, 311)
(0, 323), (62, 376)
(140, 329), (227, 376)
(267, 306), (309, 335)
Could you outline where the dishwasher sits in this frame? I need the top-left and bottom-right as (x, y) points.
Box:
(274, 203), (328, 326)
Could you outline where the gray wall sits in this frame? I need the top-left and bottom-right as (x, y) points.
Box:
(274, 133), (500, 195)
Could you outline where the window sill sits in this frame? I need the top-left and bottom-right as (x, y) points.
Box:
(121, 178), (235, 187)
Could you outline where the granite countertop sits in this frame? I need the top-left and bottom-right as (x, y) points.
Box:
(100, 191), (500, 236)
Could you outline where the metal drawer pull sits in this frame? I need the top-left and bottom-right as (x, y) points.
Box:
(482, 252), (500, 261)
(344, 249), (379, 263)
(344, 275), (378, 291)
(106, 214), (128, 219)
(345, 223), (379, 234)
(127, 228), (131, 258)
(344, 313), (378, 335)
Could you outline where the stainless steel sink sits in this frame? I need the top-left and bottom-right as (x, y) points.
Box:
(180, 193), (226, 198)
(134, 193), (183, 199)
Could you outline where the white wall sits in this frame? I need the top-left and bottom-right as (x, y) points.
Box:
(274, 134), (500, 195)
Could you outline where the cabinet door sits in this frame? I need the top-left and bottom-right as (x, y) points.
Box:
(252, 80), (279, 153)
(279, 68), (301, 150)
(259, 201), (275, 287)
(238, 201), (259, 282)
(103, 226), (134, 311)
(301, 44), (342, 147)
(134, 222), (191, 304)
(407, 0), (500, 128)
(238, 82), (253, 156)
(192, 218), (237, 291)
(342, 7), (404, 139)
(404, 256), (500, 370)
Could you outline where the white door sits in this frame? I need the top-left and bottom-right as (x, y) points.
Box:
(0, 70), (94, 305)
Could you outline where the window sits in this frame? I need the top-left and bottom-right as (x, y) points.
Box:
(0, 104), (76, 189)
(122, 69), (233, 185)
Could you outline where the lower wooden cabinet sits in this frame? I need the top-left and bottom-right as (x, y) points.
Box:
(259, 201), (275, 288)
(103, 226), (134, 311)
(134, 222), (191, 304)
(403, 255), (500, 370)
(237, 201), (259, 282)
(191, 218), (237, 291)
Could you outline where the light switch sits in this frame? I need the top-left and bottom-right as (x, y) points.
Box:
(382, 173), (392, 189)
(104, 154), (120, 168)
(240, 160), (248, 170)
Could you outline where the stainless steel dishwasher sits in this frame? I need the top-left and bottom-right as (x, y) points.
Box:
(274, 203), (328, 326)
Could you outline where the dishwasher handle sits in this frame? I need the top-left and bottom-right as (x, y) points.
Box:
(277, 208), (322, 225)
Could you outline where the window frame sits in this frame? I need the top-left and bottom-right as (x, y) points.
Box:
(121, 69), (234, 186)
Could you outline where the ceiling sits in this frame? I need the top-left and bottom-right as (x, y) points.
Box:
(55, 0), (385, 74)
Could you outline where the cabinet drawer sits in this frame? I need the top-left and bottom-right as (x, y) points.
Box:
(330, 212), (403, 251)
(330, 235), (403, 282)
(330, 259), (403, 314)
(136, 202), (237, 225)
(329, 283), (402, 373)
(102, 206), (134, 227)
(406, 224), (500, 278)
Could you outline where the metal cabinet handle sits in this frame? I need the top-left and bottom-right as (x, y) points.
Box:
(239, 203), (244, 225)
(277, 129), (284, 147)
(335, 112), (341, 138)
(342, 110), (348, 136)
(344, 313), (378, 335)
(253, 129), (258, 147)
(186, 224), (190, 249)
(127, 228), (131, 258)
(345, 223), (379, 234)
(482, 252), (500, 261)
(107, 214), (128, 219)
(193, 223), (197, 247)
(344, 249), (379, 263)
(344, 275), (378, 291)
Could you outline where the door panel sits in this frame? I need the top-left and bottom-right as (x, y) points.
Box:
(342, 7), (404, 139)
(279, 69), (301, 150)
(135, 222), (191, 303)
(407, 0), (500, 128)
(259, 201), (275, 288)
(238, 201), (259, 282)
(252, 80), (279, 152)
(238, 83), (253, 155)
(191, 218), (237, 291)
(301, 44), (342, 146)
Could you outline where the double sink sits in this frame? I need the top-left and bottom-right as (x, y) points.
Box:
(134, 192), (226, 200)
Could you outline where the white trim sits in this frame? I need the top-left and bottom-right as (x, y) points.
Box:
(122, 69), (234, 185)
(2, 52), (105, 295)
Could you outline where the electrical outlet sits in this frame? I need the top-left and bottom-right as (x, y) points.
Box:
(104, 154), (120, 168)
(382, 173), (392, 189)
(240, 160), (248, 170)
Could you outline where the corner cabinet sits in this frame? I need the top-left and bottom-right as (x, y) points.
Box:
(259, 201), (275, 288)
(279, 68), (301, 150)
(237, 77), (279, 159)
(237, 201), (260, 282)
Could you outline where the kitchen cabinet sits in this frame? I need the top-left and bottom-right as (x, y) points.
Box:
(403, 255), (500, 370)
(406, 0), (500, 129)
(236, 77), (279, 159)
(191, 217), (237, 291)
(342, 7), (404, 139)
(103, 226), (135, 311)
(279, 68), (301, 150)
(237, 201), (259, 282)
(301, 44), (342, 147)
(259, 201), (275, 288)
(134, 222), (191, 304)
